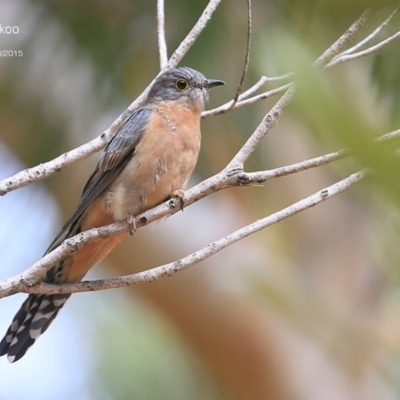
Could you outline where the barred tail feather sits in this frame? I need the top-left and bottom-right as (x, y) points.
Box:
(0, 293), (70, 363)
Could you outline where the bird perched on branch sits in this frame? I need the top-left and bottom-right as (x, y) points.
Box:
(0, 66), (224, 362)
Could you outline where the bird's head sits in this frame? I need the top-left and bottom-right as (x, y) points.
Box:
(147, 66), (225, 111)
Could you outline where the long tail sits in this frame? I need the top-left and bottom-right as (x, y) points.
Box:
(0, 201), (88, 363)
(0, 197), (126, 362)
(0, 292), (70, 362)
(0, 219), (78, 363)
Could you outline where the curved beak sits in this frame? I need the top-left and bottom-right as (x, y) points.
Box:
(204, 79), (225, 89)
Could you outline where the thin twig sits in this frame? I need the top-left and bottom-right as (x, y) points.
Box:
(239, 77), (269, 99)
(227, 85), (296, 168)
(247, 149), (349, 182)
(247, 128), (400, 183)
(337, 7), (398, 57)
(378, 128), (400, 142)
(203, 83), (292, 118)
(230, 0), (252, 107)
(157, 0), (168, 69)
(316, 9), (373, 67)
(327, 30), (400, 68)
(0, 136), (108, 196)
(238, 73), (294, 100)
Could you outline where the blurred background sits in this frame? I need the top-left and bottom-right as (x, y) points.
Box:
(1, 0), (400, 399)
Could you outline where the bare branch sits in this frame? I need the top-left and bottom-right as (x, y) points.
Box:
(0, 221), (126, 297)
(316, 9), (373, 67)
(157, 0), (168, 68)
(247, 127), (400, 183)
(338, 7), (398, 57)
(247, 150), (349, 182)
(238, 73), (294, 100)
(16, 170), (366, 295)
(203, 83), (292, 118)
(230, 0), (252, 106)
(227, 85), (295, 168)
(0, 136), (108, 196)
(378, 128), (400, 142)
(327, 29), (400, 68)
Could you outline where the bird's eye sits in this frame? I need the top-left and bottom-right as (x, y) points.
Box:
(175, 79), (189, 91)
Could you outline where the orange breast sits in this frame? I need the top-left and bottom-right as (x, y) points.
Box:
(108, 101), (202, 220)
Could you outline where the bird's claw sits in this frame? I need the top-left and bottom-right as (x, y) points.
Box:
(169, 189), (185, 211)
(127, 215), (136, 236)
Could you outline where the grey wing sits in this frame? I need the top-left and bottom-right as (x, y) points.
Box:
(46, 106), (153, 253)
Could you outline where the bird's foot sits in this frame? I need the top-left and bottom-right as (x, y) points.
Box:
(127, 215), (136, 236)
(169, 189), (185, 211)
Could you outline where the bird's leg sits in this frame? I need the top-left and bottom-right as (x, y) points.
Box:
(169, 189), (185, 211)
(127, 215), (137, 236)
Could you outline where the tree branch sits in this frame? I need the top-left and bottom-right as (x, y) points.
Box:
(238, 73), (294, 99)
(203, 83), (292, 118)
(316, 9), (373, 67)
(337, 7), (397, 57)
(0, 135), (107, 196)
(13, 170), (366, 295)
(227, 85), (295, 168)
(327, 29), (400, 68)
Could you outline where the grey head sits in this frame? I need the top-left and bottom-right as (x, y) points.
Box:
(147, 66), (225, 110)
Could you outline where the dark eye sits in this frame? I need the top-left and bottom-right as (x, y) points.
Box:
(175, 78), (189, 91)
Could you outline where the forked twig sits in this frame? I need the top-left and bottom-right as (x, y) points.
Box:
(327, 29), (400, 68)
(337, 7), (398, 57)
(316, 9), (373, 67)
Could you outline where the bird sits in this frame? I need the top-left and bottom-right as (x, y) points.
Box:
(0, 66), (224, 363)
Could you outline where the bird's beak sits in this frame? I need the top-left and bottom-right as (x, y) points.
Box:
(204, 79), (225, 89)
